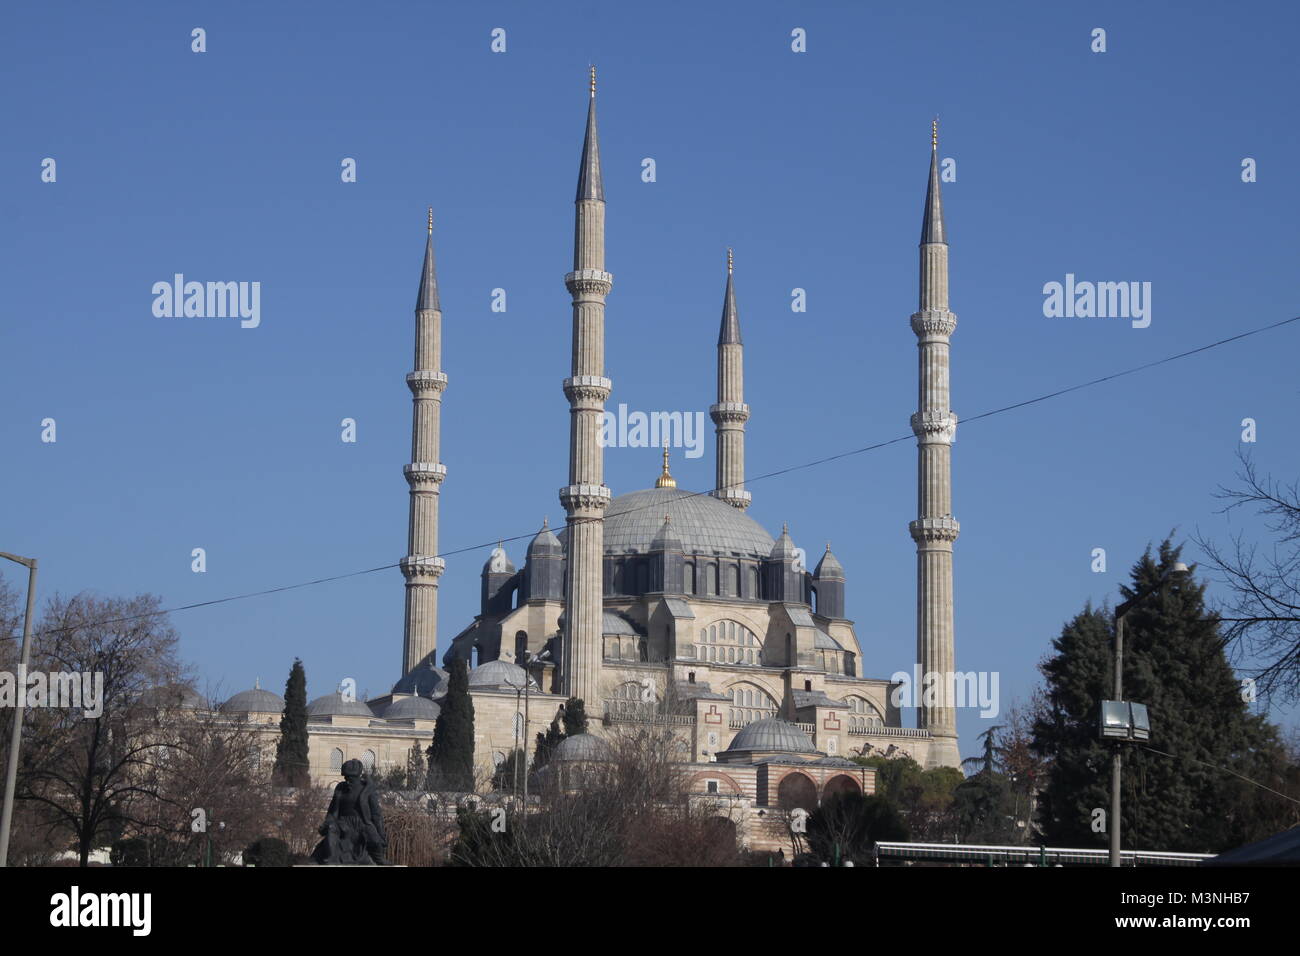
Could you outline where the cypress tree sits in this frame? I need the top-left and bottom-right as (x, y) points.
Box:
(428, 657), (476, 792)
(406, 740), (427, 790)
(533, 715), (565, 771)
(272, 658), (310, 787)
(1033, 539), (1290, 852)
(561, 697), (587, 736)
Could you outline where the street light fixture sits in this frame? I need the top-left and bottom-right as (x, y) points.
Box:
(1107, 561), (1188, 867)
(0, 551), (38, 868)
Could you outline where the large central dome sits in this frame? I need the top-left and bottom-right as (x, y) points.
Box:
(560, 487), (775, 558)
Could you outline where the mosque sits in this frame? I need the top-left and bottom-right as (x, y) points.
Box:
(216, 70), (964, 826)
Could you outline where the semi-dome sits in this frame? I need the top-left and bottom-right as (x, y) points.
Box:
(561, 487), (775, 558)
(724, 717), (816, 754)
(307, 692), (375, 719)
(468, 658), (537, 690)
(220, 687), (284, 714)
(392, 662), (449, 697)
(382, 695), (441, 721)
(813, 628), (842, 650)
(554, 733), (612, 762)
(139, 684), (206, 710)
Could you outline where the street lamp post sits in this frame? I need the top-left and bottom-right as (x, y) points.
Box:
(0, 551), (38, 868)
(1108, 561), (1188, 867)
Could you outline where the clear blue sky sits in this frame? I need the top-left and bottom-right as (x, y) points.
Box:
(3, 1), (1297, 757)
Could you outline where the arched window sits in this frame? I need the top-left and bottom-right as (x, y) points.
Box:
(728, 681), (778, 724)
(696, 620), (760, 665)
(330, 748), (343, 771)
(845, 696), (883, 732)
(684, 562), (695, 595)
(706, 564), (718, 595)
(610, 680), (655, 718)
(515, 631), (528, 661)
(748, 566), (760, 599)
(361, 749), (376, 773)
(636, 561), (649, 595)
(727, 564), (740, 596)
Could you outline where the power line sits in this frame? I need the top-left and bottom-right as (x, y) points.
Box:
(1142, 745), (1300, 806)
(8, 312), (1300, 641)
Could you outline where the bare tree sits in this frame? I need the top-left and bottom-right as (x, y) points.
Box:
(1195, 451), (1300, 704)
(448, 703), (743, 866)
(16, 592), (186, 866)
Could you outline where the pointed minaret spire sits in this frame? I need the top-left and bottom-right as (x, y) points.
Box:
(909, 119), (960, 769)
(416, 207), (440, 312)
(576, 65), (604, 202)
(560, 68), (614, 704)
(401, 209), (449, 675)
(711, 248), (751, 509)
(921, 118), (946, 245)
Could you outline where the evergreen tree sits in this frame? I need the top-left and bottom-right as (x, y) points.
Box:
(1032, 539), (1291, 852)
(427, 657), (476, 792)
(406, 740), (427, 790)
(272, 658), (310, 787)
(857, 755), (963, 841)
(806, 792), (909, 865)
(562, 697), (587, 736)
(951, 771), (1018, 843)
(492, 748), (529, 793)
(533, 715), (565, 771)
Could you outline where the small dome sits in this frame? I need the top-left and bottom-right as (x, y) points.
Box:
(814, 545), (844, 579)
(769, 524), (798, 560)
(602, 611), (639, 636)
(139, 684), (206, 710)
(527, 519), (563, 557)
(724, 717), (816, 754)
(220, 687), (285, 715)
(554, 733), (612, 762)
(468, 659), (537, 690)
(392, 661), (448, 697)
(483, 545), (515, 574)
(307, 692), (375, 719)
(382, 696), (441, 721)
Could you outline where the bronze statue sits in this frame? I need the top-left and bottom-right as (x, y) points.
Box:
(311, 759), (389, 864)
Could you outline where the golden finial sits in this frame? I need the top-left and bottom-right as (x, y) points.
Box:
(541, 516), (549, 529)
(931, 117), (938, 150)
(826, 540), (832, 552)
(589, 64), (596, 96)
(655, 441), (676, 488)
(727, 247), (734, 275)
(427, 206), (433, 235)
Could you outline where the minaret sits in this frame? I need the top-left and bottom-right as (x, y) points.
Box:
(908, 120), (961, 769)
(710, 248), (751, 509)
(559, 67), (613, 705)
(400, 208), (448, 675)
